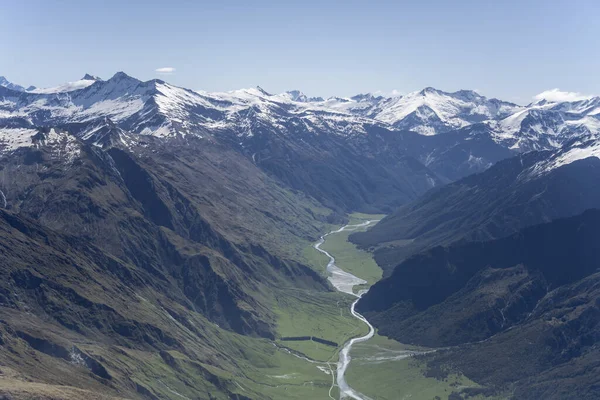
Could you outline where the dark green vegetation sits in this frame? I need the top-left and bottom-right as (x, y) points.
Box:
(358, 210), (600, 399)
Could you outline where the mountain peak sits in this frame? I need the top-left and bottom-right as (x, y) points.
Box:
(284, 90), (324, 102)
(454, 89), (481, 97)
(533, 98), (549, 106)
(255, 86), (272, 96)
(109, 71), (138, 82)
(419, 87), (440, 95)
(286, 89), (307, 102)
(351, 93), (384, 102)
(82, 73), (102, 81)
(0, 76), (27, 92)
(326, 96), (350, 103)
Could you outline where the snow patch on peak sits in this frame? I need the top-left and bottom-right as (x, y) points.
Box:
(255, 86), (272, 96)
(373, 87), (521, 135)
(30, 79), (99, 94)
(34, 128), (81, 163)
(0, 127), (81, 163)
(4, 71), (600, 154)
(110, 71), (135, 81)
(419, 87), (440, 96)
(284, 90), (306, 102)
(82, 74), (102, 81)
(350, 93), (384, 102)
(528, 137), (600, 176)
(0, 76), (28, 92)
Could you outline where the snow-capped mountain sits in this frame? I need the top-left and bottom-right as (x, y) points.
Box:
(0, 72), (386, 148)
(0, 71), (595, 143)
(0, 76), (35, 92)
(0, 72), (450, 214)
(280, 90), (324, 103)
(367, 87), (521, 135)
(490, 98), (600, 151)
(0, 74), (101, 94)
(2, 70), (600, 178)
(526, 134), (600, 176)
(271, 88), (518, 136)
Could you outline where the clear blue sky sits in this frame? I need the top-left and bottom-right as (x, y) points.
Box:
(1, 0), (599, 103)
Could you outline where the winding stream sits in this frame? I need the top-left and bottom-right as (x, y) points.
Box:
(314, 220), (379, 400)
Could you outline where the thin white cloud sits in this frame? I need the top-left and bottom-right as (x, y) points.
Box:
(534, 88), (594, 103)
(155, 67), (176, 74)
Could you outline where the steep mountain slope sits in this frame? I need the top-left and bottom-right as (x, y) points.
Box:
(0, 208), (234, 398)
(0, 207), (330, 400)
(0, 120), (354, 398)
(0, 126), (335, 332)
(352, 136), (600, 272)
(392, 123), (516, 181)
(356, 210), (600, 399)
(242, 124), (444, 212)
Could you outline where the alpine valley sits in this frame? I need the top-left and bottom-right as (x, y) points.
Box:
(0, 73), (599, 400)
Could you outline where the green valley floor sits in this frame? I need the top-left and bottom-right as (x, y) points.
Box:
(267, 213), (507, 400)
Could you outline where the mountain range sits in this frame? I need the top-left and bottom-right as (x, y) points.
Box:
(3, 73), (599, 144)
(2, 73), (599, 187)
(1, 72), (600, 399)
